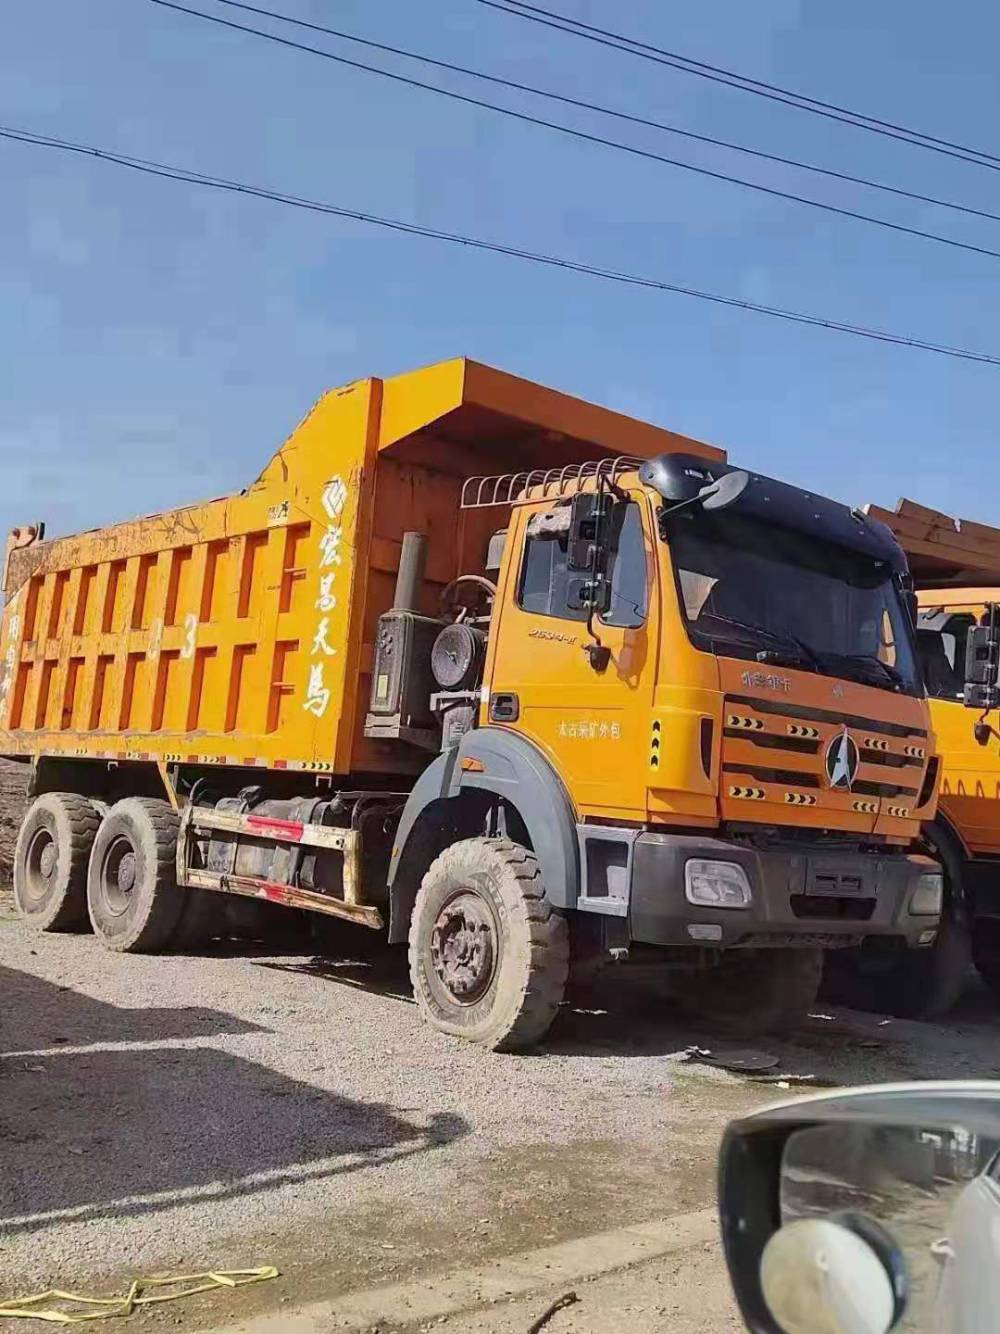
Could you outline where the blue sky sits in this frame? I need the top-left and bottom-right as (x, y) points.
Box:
(2, 0), (999, 542)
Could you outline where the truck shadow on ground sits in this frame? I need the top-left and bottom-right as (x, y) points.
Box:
(0, 966), (468, 1238)
(551, 969), (1000, 1088)
(0, 963), (265, 1052)
(215, 927), (1000, 1090)
(250, 951), (415, 1004)
(255, 938), (1000, 1085)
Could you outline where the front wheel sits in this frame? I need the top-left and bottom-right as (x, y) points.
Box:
(822, 911), (971, 1019)
(680, 947), (823, 1037)
(972, 933), (1000, 1008)
(408, 837), (569, 1051)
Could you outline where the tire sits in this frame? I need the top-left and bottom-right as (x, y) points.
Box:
(87, 798), (184, 952)
(822, 910), (971, 1019)
(822, 822), (970, 1021)
(973, 936), (1000, 1007)
(13, 792), (101, 931)
(680, 948), (823, 1038)
(408, 837), (569, 1052)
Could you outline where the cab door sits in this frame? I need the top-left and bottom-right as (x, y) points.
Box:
(483, 488), (658, 824)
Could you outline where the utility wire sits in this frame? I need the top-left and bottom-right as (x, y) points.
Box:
(476, 0), (1000, 173)
(147, 0), (1000, 266)
(2, 122), (998, 368)
(194, 0), (1000, 229)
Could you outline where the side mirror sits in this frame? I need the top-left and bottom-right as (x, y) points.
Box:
(566, 492), (624, 574)
(658, 468), (751, 522)
(566, 574), (611, 617)
(964, 621), (1000, 709)
(700, 469), (750, 512)
(719, 1083), (1000, 1333)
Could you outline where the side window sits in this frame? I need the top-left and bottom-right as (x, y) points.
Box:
(601, 502), (649, 629)
(517, 501), (649, 627)
(917, 612), (976, 700)
(517, 518), (588, 622)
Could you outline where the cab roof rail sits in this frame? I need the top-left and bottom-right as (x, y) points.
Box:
(460, 455), (643, 509)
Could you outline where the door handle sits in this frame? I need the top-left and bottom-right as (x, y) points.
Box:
(489, 692), (520, 723)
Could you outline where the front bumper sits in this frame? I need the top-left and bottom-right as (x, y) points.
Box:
(628, 832), (940, 950)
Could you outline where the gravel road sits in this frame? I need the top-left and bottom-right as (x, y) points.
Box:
(2, 759), (1000, 1331)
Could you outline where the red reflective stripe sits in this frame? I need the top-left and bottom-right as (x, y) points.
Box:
(224, 873), (290, 899)
(246, 815), (305, 841)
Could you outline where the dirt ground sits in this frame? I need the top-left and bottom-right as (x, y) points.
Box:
(2, 759), (1000, 1332)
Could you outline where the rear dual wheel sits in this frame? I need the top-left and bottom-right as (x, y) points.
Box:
(13, 792), (102, 930)
(16, 792), (215, 952)
(86, 798), (186, 952)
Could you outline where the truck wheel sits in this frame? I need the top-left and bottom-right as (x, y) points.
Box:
(13, 792), (101, 931)
(408, 837), (569, 1052)
(681, 948), (823, 1037)
(973, 938), (1000, 1007)
(822, 910), (971, 1020)
(87, 798), (185, 952)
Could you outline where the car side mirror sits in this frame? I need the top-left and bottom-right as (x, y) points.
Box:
(718, 1083), (1000, 1333)
(964, 621), (1000, 709)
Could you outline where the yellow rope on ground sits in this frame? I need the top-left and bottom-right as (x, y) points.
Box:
(0, 1267), (279, 1323)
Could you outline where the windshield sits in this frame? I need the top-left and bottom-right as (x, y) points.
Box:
(663, 508), (920, 694)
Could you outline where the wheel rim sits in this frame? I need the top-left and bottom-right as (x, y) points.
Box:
(100, 834), (138, 916)
(23, 827), (57, 905)
(430, 889), (499, 1005)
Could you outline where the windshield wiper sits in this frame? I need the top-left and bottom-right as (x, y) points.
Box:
(700, 614), (825, 672)
(822, 652), (906, 692)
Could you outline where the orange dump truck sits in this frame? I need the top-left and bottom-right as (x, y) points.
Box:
(0, 359), (942, 1048)
(823, 498), (1000, 1019)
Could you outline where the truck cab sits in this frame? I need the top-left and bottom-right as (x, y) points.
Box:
(392, 450), (942, 1043)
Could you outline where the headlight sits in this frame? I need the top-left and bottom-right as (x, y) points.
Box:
(685, 859), (752, 909)
(909, 871), (943, 916)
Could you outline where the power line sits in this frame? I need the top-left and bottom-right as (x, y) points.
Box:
(2, 121), (998, 368)
(476, 0), (1000, 173)
(196, 0), (1000, 230)
(147, 0), (1000, 266)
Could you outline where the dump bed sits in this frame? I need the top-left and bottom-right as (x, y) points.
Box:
(866, 498), (1000, 586)
(0, 358), (722, 778)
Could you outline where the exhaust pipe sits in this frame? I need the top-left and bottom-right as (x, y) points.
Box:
(393, 531), (428, 613)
